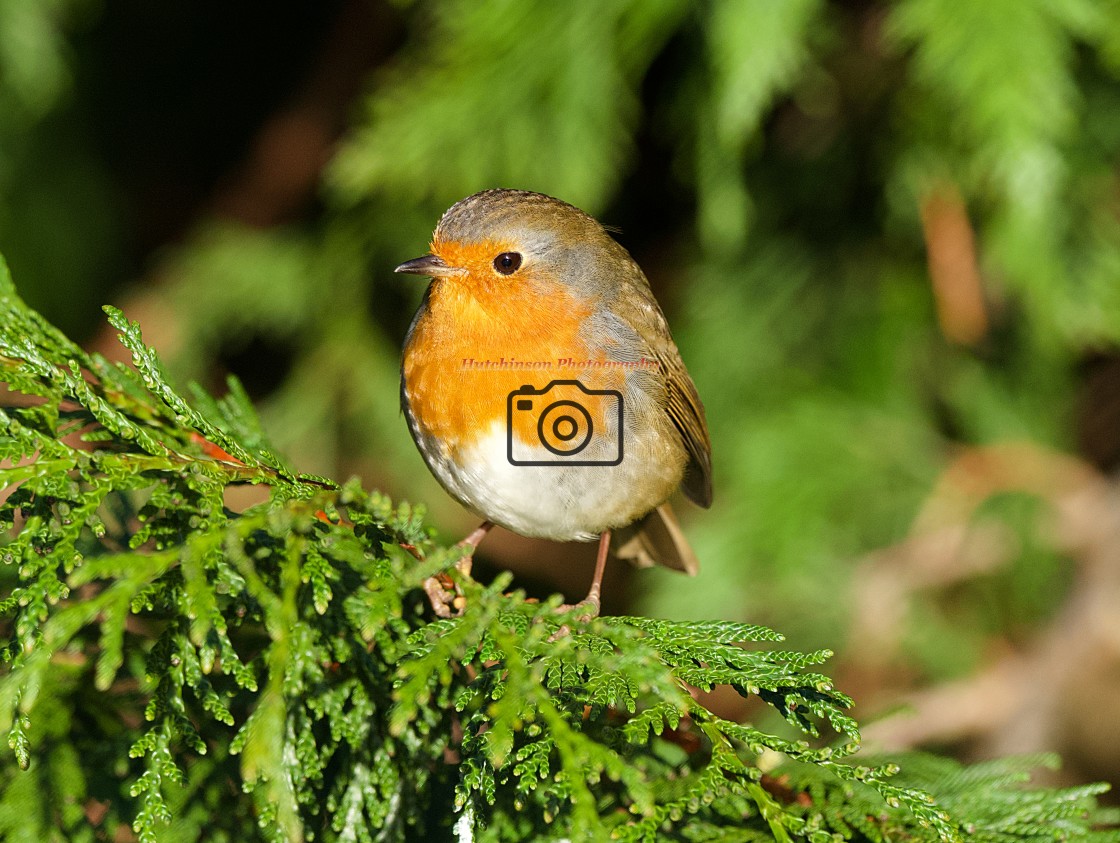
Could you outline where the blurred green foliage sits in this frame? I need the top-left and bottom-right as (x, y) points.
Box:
(0, 0), (126, 336)
(3, 0), (1120, 763)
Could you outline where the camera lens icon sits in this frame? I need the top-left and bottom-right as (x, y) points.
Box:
(507, 380), (624, 467)
(537, 400), (593, 457)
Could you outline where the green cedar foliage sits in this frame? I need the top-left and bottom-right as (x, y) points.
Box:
(0, 265), (1117, 840)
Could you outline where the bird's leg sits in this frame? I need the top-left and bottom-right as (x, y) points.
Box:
(554, 531), (611, 623)
(455, 520), (494, 578)
(582, 530), (611, 615)
(424, 521), (493, 618)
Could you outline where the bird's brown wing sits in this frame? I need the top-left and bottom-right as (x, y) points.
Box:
(651, 344), (712, 508)
(609, 266), (713, 509)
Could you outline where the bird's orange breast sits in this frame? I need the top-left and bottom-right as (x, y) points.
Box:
(403, 275), (622, 455)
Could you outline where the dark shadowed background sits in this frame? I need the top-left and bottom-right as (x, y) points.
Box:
(3, 0), (1120, 798)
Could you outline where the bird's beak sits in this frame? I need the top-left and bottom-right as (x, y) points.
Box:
(394, 254), (461, 278)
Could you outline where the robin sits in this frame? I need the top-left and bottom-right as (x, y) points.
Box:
(396, 189), (711, 617)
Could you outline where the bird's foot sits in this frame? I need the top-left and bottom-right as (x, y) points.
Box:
(421, 521), (493, 618)
(547, 596), (601, 639)
(553, 596), (601, 621)
(423, 571), (464, 619)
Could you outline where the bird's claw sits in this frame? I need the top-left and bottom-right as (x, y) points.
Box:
(548, 598), (601, 638)
(420, 522), (490, 618)
(423, 572), (466, 618)
(555, 595), (600, 620)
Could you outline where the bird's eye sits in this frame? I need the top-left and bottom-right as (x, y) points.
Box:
(493, 252), (522, 275)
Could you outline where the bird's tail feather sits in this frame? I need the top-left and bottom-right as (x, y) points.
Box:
(611, 502), (699, 575)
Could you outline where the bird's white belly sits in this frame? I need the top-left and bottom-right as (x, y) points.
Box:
(416, 421), (683, 541)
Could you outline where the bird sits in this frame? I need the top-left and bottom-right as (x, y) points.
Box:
(396, 188), (711, 617)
